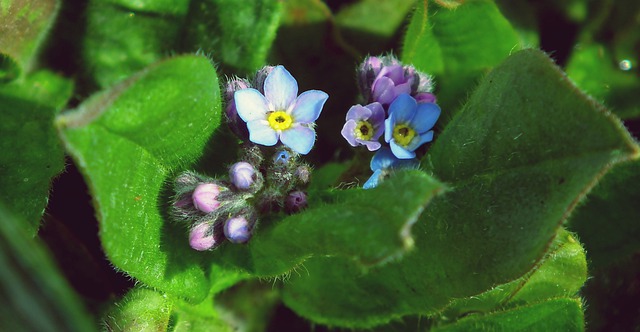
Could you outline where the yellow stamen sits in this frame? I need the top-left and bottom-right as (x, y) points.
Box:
(354, 120), (374, 140)
(267, 111), (293, 131)
(393, 124), (416, 147)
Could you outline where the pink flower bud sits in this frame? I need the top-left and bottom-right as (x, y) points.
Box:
(192, 183), (222, 213)
(285, 191), (308, 214)
(189, 222), (223, 251)
(229, 162), (256, 190)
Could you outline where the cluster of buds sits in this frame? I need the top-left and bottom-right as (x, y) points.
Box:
(343, 55), (442, 188)
(173, 64), (323, 251)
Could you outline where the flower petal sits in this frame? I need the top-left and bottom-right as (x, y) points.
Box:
(371, 76), (396, 105)
(356, 139), (381, 151)
(370, 147), (396, 171)
(390, 139), (416, 159)
(367, 102), (385, 125)
(235, 88), (269, 122)
(341, 119), (358, 147)
(407, 130), (434, 151)
(388, 94), (417, 124)
(363, 169), (384, 189)
(280, 125), (315, 155)
(247, 120), (278, 146)
(384, 116), (393, 143)
(345, 104), (372, 122)
(291, 90), (328, 123)
(411, 102), (441, 133)
(264, 65), (298, 111)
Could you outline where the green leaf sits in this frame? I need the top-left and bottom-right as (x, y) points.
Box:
(57, 55), (225, 302)
(0, 70), (72, 234)
(442, 228), (586, 319)
(432, 298), (584, 332)
(281, 49), (639, 328)
(568, 159), (640, 269)
(214, 281), (280, 332)
(216, 170), (446, 276)
(103, 287), (173, 331)
(0, 0), (59, 81)
(180, 0), (283, 74)
(82, 0), (188, 88)
(0, 202), (95, 331)
(401, 0), (521, 123)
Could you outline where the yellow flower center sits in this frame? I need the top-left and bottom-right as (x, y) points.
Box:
(354, 120), (374, 140)
(267, 111), (293, 131)
(392, 124), (416, 147)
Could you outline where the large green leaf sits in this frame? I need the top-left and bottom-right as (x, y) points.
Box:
(402, 0), (521, 123)
(179, 0), (283, 75)
(215, 170), (446, 276)
(432, 298), (584, 331)
(103, 288), (173, 331)
(0, 202), (95, 331)
(0, 0), (59, 81)
(57, 55), (225, 302)
(281, 49), (639, 328)
(82, 0), (189, 88)
(0, 70), (72, 234)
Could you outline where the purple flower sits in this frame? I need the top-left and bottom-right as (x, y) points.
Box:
(384, 94), (440, 159)
(341, 102), (385, 151)
(229, 161), (257, 190)
(192, 183), (224, 213)
(224, 215), (253, 244)
(189, 222), (224, 251)
(235, 65), (329, 155)
(363, 147), (419, 189)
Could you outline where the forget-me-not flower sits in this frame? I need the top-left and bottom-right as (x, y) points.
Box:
(385, 94), (440, 159)
(341, 102), (385, 151)
(235, 66), (329, 155)
(363, 147), (419, 189)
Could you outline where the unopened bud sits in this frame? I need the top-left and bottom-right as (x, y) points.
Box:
(224, 215), (253, 244)
(224, 77), (251, 103)
(229, 162), (257, 190)
(189, 222), (223, 251)
(253, 66), (275, 94)
(285, 191), (308, 214)
(295, 165), (311, 184)
(192, 183), (223, 213)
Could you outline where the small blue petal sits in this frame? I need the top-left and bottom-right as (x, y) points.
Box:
(389, 139), (416, 159)
(363, 169), (384, 189)
(247, 120), (278, 146)
(370, 147), (396, 171)
(341, 119), (358, 147)
(264, 66), (298, 111)
(384, 116), (393, 143)
(280, 125), (315, 154)
(387, 94), (417, 124)
(235, 89), (269, 122)
(291, 90), (328, 123)
(411, 102), (441, 133)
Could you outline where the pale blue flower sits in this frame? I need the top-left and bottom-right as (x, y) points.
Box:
(235, 66), (329, 155)
(384, 94), (440, 159)
(363, 147), (419, 189)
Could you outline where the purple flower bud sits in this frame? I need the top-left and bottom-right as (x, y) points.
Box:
(285, 191), (308, 214)
(253, 65), (275, 94)
(192, 183), (223, 213)
(414, 92), (437, 104)
(295, 165), (311, 184)
(229, 161), (256, 190)
(189, 222), (223, 251)
(225, 79), (251, 140)
(357, 56), (383, 102)
(224, 77), (251, 103)
(224, 215), (253, 244)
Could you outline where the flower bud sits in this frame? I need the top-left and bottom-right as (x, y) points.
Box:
(295, 165), (311, 185)
(189, 222), (223, 251)
(357, 56), (383, 102)
(192, 183), (223, 213)
(414, 92), (437, 104)
(285, 190), (308, 214)
(224, 215), (253, 244)
(229, 161), (257, 190)
(224, 77), (251, 103)
(253, 65), (275, 94)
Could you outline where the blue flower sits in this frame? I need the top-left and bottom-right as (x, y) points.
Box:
(384, 94), (440, 159)
(363, 147), (419, 189)
(234, 65), (329, 155)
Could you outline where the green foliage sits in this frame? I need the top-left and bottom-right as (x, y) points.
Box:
(0, 71), (72, 234)
(57, 55), (224, 302)
(0, 202), (95, 331)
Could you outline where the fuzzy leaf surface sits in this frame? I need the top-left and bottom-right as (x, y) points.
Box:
(281, 49), (639, 327)
(0, 71), (72, 234)
(57, 55), (223, 302)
